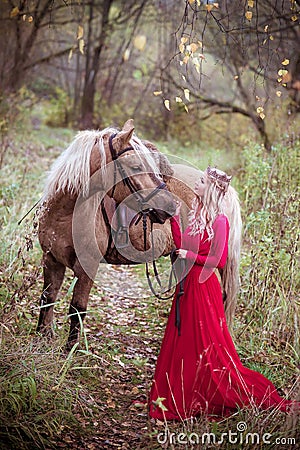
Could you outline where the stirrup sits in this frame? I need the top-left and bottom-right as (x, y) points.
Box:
(114, 227), (129, 249)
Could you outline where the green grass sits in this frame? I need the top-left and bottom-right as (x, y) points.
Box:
(0, 120), (299, 449)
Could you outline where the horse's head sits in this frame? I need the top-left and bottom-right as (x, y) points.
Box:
(105, 120), (176, 224)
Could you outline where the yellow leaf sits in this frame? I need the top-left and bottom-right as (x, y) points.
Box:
(276, 91), (282, 97)
(164, 99), (170, 111)
(181, 37), (188, 44)
(245, 11), (253, 20)
(28, 16), (33, 23)
(184, 89), (190, 101)
(264, 25), (269, 32)
(79, 39), (84, 54)
(77, 25), (84, 40)
(133, 35), (146, 51)
(22, 14), (27, 21)
(153, 91), (162, 96)
(195, 64), (200, 74)
(183, 55), (190, 64)
(123, 48), (130, 61)
(259, 112), (265, 120)
(234, 75), (239, 80)
(281, 59), (290, 66)
(188, 0), (195, 4)
(206, 4), (214, 11)
(291, 15), (298, 22)
(269, 35), (274, 40)
(213, 3), (219, 8)
(179, 43), (185, 53)
(189, 43), (198, 53)
(248, 0), (254, 7)
(278, 69), (288, 76)
(184, 105), (189, 113)
(10, 6), (19, 18)
(68, 49), (73, 62)
(256, 106), (264, 114)
(176, 97), (183, 103)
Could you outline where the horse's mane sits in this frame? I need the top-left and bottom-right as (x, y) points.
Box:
(43, 128), (112, 199)
(43, 128), (162, 200)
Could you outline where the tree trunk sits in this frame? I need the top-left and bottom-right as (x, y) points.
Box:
(80, 0), (113, 129)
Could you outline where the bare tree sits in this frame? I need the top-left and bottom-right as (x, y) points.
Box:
(162, 0), (300, 150)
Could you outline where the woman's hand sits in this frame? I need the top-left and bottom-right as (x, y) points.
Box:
(176, 248), (187, 259)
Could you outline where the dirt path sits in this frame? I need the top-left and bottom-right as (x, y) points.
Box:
(60, 264), (170, 450)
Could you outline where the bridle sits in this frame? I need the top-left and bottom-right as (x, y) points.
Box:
(108, 133), (167, 213)
(108, 132), (177, 301)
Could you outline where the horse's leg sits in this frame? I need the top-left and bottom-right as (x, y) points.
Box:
(67, 262), (94, 350)
(37, 252), (66, 336)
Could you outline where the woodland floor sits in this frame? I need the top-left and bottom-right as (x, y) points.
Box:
(46, 264), (170, 450)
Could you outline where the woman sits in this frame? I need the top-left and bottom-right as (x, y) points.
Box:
(149, 166), (295, 420)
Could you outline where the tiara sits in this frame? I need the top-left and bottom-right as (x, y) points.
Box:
(206, 166), (232, 192)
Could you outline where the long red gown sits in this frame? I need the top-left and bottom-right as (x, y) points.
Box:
(149, 214), (294, 420)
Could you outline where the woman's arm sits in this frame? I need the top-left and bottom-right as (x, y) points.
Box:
(170, 215), (182, 249)
(186, 215), (229, 268)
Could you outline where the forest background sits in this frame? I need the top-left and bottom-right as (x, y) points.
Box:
(0, 1), (299, 449)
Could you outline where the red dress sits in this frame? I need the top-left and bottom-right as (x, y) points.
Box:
(149, 214), (294, 419)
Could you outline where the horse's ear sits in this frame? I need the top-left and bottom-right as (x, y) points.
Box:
(112, 127), (134, 152)
(122, 119), (135, 132)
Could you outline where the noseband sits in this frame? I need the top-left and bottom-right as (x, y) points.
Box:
(108, 133), (167, 212)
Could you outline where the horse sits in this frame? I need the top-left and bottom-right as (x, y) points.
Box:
(37, 120), (242, 349)
(36, 120), (176, 348)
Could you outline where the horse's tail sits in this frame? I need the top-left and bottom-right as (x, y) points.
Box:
(222, 186), (242, 330)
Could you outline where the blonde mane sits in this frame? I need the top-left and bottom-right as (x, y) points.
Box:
(43, 127), (159, 200)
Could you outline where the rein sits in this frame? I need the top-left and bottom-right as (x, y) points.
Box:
(142, 213), (175, 301)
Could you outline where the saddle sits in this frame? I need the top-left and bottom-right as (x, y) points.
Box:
(101, 195), (138, 250)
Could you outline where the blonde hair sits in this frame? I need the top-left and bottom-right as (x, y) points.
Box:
(188, 170), (229, 239)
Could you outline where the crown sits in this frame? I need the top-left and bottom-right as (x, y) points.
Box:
(206, 166), (232, 192)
